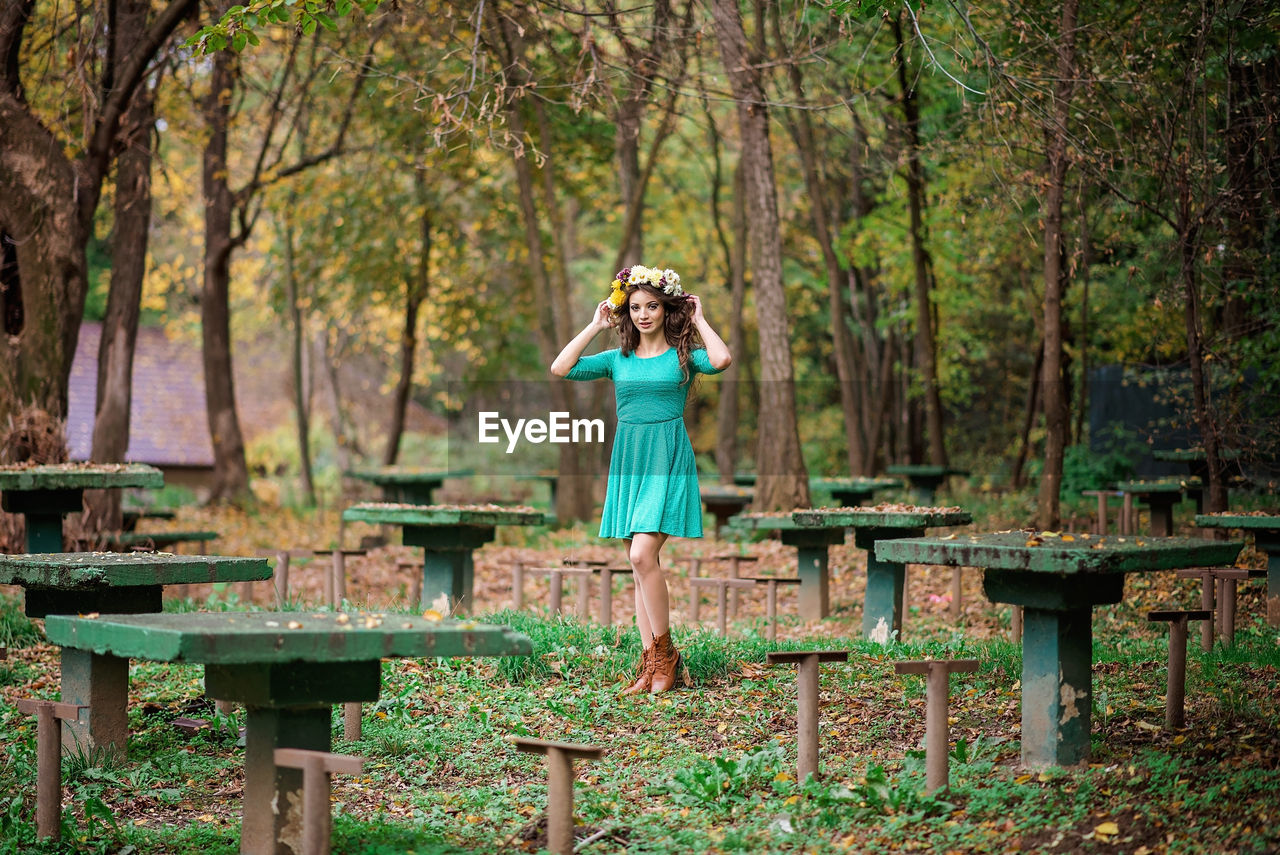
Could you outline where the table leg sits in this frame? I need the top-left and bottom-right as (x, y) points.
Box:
(25, 511), (65, 554)
(862, 559), (905, 642)
(240, 705), (333, 855)
(1256, 534), (1280, 628)
(1147, 496), (1177, 537)
(421, 549), (474, 615)
(794, 545), (830, 621)
(59, 648), (129, 760)
(1019, 607), (1094, 767)
(856, 528), (919, 641)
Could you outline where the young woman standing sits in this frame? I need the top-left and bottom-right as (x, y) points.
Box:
(550, 266), (732, 694)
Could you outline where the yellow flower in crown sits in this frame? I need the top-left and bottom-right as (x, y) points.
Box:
(608, 265), (682, 312)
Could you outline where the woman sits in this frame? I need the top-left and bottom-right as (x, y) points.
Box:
(550, 265), (732, 695)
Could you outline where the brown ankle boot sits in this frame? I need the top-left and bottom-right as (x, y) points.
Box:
(620, 646), (654, 696)
(649, 631), (683, 694)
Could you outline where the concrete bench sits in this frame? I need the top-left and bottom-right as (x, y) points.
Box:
(104, 529), (218, 553)
(689, 577), (756, 636)
(1147, 610), (1212, 729)
(742, 576), (800, 641)
(1081, 489), (1133, 535)
(893, 659), (979, 793)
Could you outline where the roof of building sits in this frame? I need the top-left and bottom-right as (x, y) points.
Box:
(68, 322), (215, 467)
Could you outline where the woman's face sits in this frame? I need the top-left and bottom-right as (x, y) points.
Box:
(628, 290), (665, 335)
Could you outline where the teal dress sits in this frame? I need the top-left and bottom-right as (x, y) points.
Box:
(567, 347), (722, 539)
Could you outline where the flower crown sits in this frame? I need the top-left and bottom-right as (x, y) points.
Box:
(607, 265), (683, 310)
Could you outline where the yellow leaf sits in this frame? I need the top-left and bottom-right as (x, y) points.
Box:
(1061, 534), (1076, 542)
(1095, 821), (1119, 836)
(784, 794), (801, 805)
(1014, 774), (1032, 784)
(774, 772), (793, 783)
(422, 609), (444, 621)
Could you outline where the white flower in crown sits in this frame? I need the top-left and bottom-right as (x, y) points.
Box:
(661, 269), (683, 296)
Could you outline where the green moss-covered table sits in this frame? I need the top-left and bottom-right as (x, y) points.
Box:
(793, 507), (972, 640)
(729, 513), (852, 620)
(344, 467), (474, 505)
(810, 477), (903, 508)
(1116, 478), (1199, 536)
(1196, 513), (1280, 626)
(876, 532), (1242, 767)
(0, 551), (271, 757)
(342, 503), (546, 613)
(699, 484), (755, 538)
(0, 463), (164, 552)
(884, 465), (968, 505)
(44, 611), (530, 855)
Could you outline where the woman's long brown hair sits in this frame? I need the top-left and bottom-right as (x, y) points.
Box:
(614, 283), (703, 385)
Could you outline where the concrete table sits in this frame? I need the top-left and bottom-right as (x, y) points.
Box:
(0, 551), (271, 756)
(793, 507), (972, 640)
(729, 513), (847, 620)
(884, 465), (968, 505)
(1116, 479), (1197, 536)
(0, 463), (164, 553)
(341, 503), (546, 613)
(1196, 512), (1280, 626)
(699, 484), (754, 538)
(1154, 448), (1240, 510)
(876, 532), (1242, 768)
(810, 477), (903, 508)
(344, 467), (474, 506)
(43, 611), (530, 855)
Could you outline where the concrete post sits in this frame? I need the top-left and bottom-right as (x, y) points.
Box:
(513, 737), (603, 855)
(1147, 610), (1211, 729)
(766, 651), (850, 781)
(16, 699), (88, 840)
(273, 748), (365, 855)
(275, 551), (291, 607)
(893, 659), (979, 793)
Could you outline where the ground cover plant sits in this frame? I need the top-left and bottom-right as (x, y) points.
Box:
(1, 495), (1278, 853)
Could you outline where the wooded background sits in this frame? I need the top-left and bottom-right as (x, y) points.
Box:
(1, 0), (1276, 528)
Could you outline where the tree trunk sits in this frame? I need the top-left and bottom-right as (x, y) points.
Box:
(1035, 0), (1079, 530)
(384, 171), (431, 467)
(85, 23), (157, 532)
(0, 0), (196, 424)
(1012, 338), (1045, 489)
(1177, 176), (1227, 514)
(716, 161), (748, 484)
(707, 0), (809, 511)
(769, 5), (864, 475)
(892, 14), (946, 467)
(282, 208), (315, 505)
(201, 49), (251, 504)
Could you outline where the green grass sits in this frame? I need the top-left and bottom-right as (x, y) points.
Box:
(1, 576), (1278, 853)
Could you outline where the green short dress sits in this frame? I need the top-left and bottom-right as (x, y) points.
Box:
(566, 347), (722, 539)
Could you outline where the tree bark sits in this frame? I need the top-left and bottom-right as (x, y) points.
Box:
(201, 49), (252, 503)
(715, 159), (748, 485)
(1035, 0), (1079, 530)
(282, 207), (315, 505)
(707, 0), (808, 510)
(769, 5), (864, 476)
(892, 13), (946, 467)
(0, 0), (197, 424)
(1177, 172), (1227, 514)
(85, 8), (158, 532)
(384, 170), (431, 467)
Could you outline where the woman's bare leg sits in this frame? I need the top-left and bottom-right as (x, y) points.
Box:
(630, 532), (670, 639)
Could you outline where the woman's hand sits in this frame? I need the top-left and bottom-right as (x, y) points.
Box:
(592, 299), (617, 331)
(686, 293), (706, 325)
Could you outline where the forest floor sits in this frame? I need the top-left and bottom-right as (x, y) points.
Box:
(1, 496), (1278, 854)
